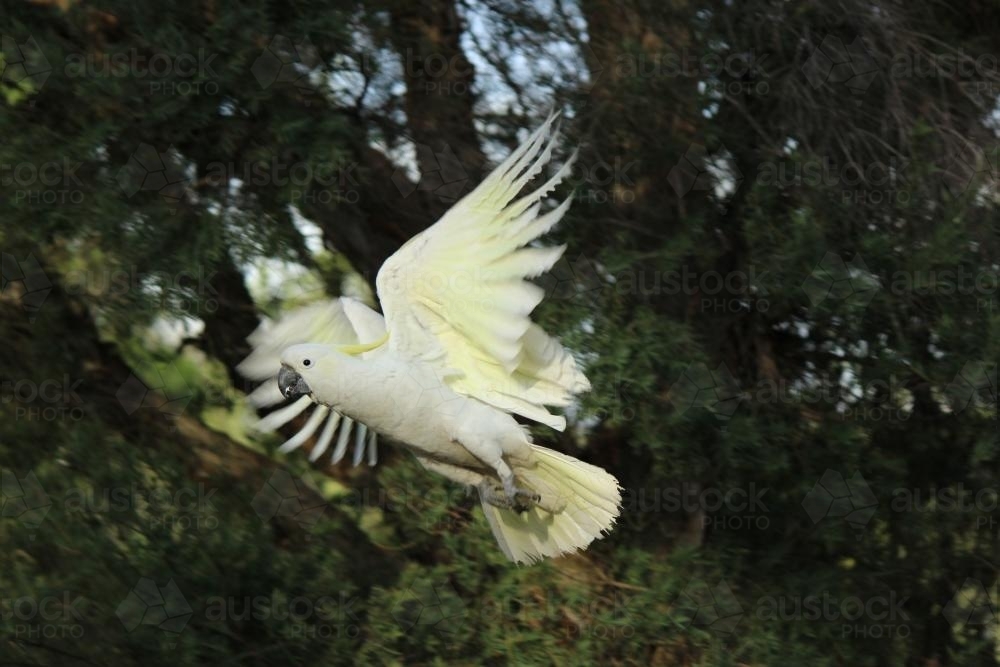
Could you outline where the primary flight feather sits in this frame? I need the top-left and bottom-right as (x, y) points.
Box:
(240, 114), (621, 564)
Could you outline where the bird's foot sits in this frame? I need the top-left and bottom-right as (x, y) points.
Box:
(479, 480), (540, 514)
(504, 474), (541, 513)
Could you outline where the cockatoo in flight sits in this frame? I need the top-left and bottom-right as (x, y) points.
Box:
(238, 114), (621, 564)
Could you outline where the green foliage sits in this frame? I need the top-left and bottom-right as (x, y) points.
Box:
(1, 0), (998, 664)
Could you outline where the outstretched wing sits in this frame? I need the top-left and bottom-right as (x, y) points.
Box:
(237, 296), (385, 466)
(375, 114), (589, 431)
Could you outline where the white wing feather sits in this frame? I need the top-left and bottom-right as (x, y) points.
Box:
(237, 296), (385, 465)
(376, 113), (589, 430)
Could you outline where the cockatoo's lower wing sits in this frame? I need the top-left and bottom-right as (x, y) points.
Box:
(237, 296), (385, 466)
(375, 113), (590, 430)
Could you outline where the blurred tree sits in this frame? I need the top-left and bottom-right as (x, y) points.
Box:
(1, 0), (997, 665)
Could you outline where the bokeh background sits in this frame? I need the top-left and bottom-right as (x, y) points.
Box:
(1, 0), (998, 664)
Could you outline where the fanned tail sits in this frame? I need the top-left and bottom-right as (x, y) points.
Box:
(481, 445), (621, 564)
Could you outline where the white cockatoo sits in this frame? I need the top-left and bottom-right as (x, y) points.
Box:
(239, 114), (621, 564)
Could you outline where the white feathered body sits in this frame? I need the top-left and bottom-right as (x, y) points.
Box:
(297, 347), (622, 564)
(246, 114), (622, 564)
(306, 350), (531, 473)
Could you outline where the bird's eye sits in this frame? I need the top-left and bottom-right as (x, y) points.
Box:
(303, 359), (312, 367)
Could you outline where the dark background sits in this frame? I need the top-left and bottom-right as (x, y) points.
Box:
(1, 0), (998, 664)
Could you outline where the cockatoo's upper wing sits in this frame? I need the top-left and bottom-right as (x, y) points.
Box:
(375, 114), (589, 431)
(237, 296), (385, 465)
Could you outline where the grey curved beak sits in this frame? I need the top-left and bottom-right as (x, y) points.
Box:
(278, 365), (311, 400)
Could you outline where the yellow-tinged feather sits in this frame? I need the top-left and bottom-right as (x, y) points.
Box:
(375, 113), (589, 429)
(336, 330), (389, 356)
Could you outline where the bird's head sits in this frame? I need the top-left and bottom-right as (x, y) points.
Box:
(278, 344), (339, 400)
